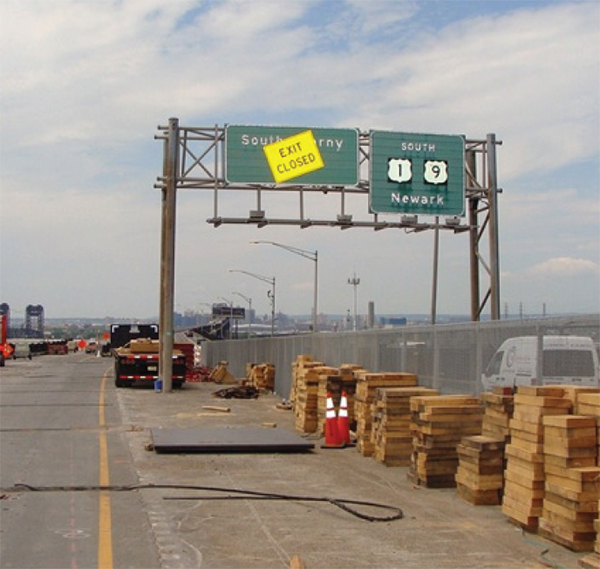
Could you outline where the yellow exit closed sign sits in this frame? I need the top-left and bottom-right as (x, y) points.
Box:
(263, 130), (325, 183)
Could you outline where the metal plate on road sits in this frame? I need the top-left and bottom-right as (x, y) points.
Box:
(151, 426), (315, 454)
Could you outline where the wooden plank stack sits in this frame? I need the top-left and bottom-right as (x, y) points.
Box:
(354, 372), (418, 457)
(370, 387), (438, 466)
(408, 395), (483, 488)
(455, 435), (506, 505)
(579, 502), (600, 569)
(538, 414), (599, 551)
(576, 393), (600, 464)
(290, 354), (316, 402)
(501, 386), (572, 530)
(576, 392), (600, 566)
(453, 387), (514, 505)
(291, 355), (325, 434)
(579, 503), (600, 569)
(576, 392), (600, 419)
(301, 364), (337, 434)
(481, 388), (514, 442)
(247, 362), (275, 391)
(595, 507), (600, 565)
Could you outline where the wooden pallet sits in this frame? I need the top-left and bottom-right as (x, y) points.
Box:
(455, 435), (506, 505)
(408, 395), (484, 488)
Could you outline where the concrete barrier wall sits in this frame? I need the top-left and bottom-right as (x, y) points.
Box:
(204, 315), (600, 398)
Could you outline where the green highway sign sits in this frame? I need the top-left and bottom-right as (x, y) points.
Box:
(225, 125), (359, 185)
(369, 131), (465, 216)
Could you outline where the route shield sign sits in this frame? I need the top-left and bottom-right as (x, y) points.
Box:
(369, 131), (465, 216)
(225, 125), (359, 185)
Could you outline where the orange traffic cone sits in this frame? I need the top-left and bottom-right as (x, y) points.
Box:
(337, 391), (351, 445)
(323, 391), (344, 448)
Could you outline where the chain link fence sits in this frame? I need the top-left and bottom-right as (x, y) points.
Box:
(204, 315), (600, 398)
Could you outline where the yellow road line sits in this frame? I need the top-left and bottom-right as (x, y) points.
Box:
(98, 368), (113, 569)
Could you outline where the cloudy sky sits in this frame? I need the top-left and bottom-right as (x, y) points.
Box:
(0, 0), (598, 323)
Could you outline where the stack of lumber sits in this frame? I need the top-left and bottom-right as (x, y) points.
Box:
(580, 491), (600, 569)
(291, 355), (325, 433)
(575, 392), (600, 464)
(579, 512), (600, 569)
(596, 508), (600, 565)
(129, 338), (160, 353)
(481, 388), (514, 442)
(290, 354), (316, 404)
(501, 386), (572, 530)
(592, 510), (600, 568)
(455, 435), (506, 505)
(354, 372), (418, 457)
(408, 395), (483, 488)
(247, 363), (275, 391)
(370, 387), (438, 466)
(551, 389), (600, 565)
(538, 414), (599, 552)
(586, 393), (600, 568)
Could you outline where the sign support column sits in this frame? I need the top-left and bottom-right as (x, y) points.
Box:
(466, 150), (481, 321)
(487, 133), (501, 320)
(159, 117), (179, 393)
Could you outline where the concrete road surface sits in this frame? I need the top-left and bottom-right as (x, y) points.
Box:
(1, 352), (593, 568)
(116, 373), (590, 569)
(0, 353), (158, 569)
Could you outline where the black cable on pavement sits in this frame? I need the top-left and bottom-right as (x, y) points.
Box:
(7, 482), (403, 523)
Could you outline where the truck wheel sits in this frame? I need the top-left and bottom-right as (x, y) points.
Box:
(173, 382), (183, 389)
(115, 377), (130, 388)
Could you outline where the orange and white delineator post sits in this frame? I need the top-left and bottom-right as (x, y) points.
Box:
(323, 391), (344, 448)
(337, 391), (351, 445)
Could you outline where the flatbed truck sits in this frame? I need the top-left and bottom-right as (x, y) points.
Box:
(114, 339), (187, 388)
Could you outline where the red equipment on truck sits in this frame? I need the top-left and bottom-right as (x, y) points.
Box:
(0, 313), (12, 366)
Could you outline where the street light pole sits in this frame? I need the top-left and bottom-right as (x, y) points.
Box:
(250, 241), (318, 332)
(228, 270), (276, 336)
(233, 291), (252, 336)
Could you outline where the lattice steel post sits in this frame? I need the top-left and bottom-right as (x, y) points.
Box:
(466, 135), (501, 321)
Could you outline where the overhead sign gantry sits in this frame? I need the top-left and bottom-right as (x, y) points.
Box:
(155, 119), (501, 391)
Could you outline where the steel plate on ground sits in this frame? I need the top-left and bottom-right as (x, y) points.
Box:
(151, 426), (315, 454)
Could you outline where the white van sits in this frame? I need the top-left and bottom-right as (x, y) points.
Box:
(481, 335), (600, 391)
